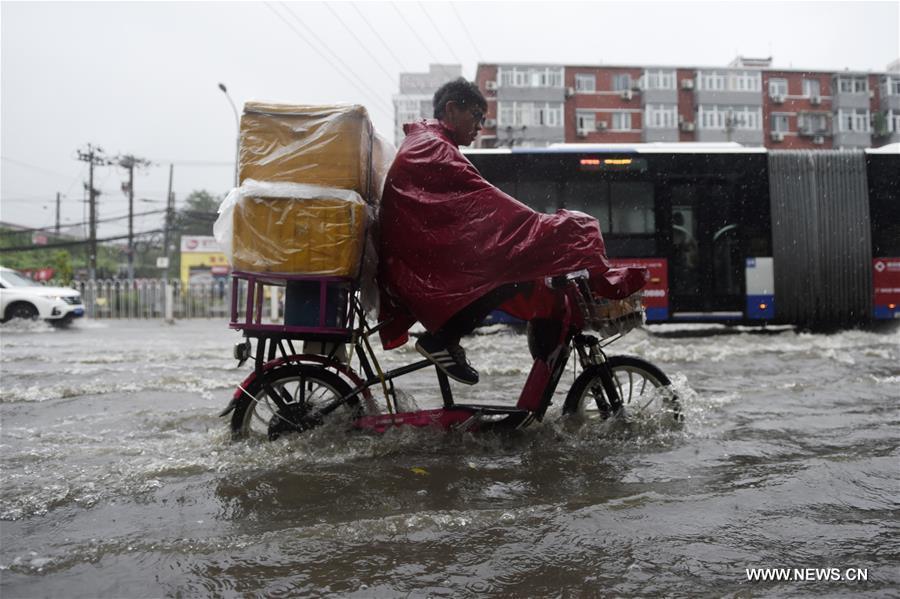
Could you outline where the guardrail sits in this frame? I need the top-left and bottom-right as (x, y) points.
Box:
(65, 279), (271, 320)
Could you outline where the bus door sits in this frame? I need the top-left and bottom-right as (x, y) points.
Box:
(667, 181), (744, 319)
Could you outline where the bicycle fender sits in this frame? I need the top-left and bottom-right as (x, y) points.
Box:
(228, 354), (372, 402)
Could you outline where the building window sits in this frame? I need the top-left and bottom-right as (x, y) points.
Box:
(771, 114), (790, 132)
(837, 76), (868, 94)
(576, 111), (596, 134)
(769, 78), (788, 97)
(729, 70), (762, 92)
(698, 105), (762, 130)
(500, 67), (563, 88)
(699, 71), (726, 91)
(613, 74), (632, 91)
(798, 112), (829, 134)
(890, 110), (900, 132)
(838, 109), (870, 132)
(497, 101), (564, 127)
(575, 74), (595, 92)
(803, 78), (821, 97)
(645, 104), (677, 128)
(882, 77), (900, 96)
(611, 112), (632, 130)
(499, 102), (513, 126)
(643, 69), (676, 90)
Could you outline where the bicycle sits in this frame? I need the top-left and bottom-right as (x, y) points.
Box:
(220, 270), (681, 440)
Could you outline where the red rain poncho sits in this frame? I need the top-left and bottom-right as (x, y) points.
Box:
(377, 120), (647, 349)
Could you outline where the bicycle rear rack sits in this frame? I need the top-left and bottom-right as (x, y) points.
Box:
(229, 271), (357, 341)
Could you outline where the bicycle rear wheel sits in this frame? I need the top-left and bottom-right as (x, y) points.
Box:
(563, 355), (681, 422)
(231, 363), (360, 440)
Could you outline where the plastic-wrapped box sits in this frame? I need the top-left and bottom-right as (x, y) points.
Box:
(239, 102), (374, 200)
(218, 181), (369, 277)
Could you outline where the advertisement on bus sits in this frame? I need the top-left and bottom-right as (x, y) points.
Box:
(608, 258), (668, 321)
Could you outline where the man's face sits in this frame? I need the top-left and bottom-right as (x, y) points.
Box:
(444, 101), (485, 146)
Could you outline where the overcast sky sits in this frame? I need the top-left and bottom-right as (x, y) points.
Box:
(1, 0), (898, 238)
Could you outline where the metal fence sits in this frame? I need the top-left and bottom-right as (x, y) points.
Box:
(68, 279), (250, 320)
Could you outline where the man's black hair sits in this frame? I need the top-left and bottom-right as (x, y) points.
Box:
(433, 77), (487, 119)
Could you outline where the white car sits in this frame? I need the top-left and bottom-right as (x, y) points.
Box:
(0, 266), (85, 325)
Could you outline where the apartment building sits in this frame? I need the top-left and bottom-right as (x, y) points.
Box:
(392, 63), (461, 147)
(470, 58), (899, 149)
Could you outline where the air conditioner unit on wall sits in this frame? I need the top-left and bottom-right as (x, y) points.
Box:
(772, 94), (785, 104)
(680, 121), (695, 132)
(621, 89), (633, 100)
(810, 95), (822, 105)
(681, 79), (695, 90)
(485, 80), (498, 91)
(596, 121), (608, 131)
(484, 118), (497, 128)
(565, 86), (575, 98)
(813, 135), (825, 145)
(577, 130), (588, 138)
(770, 131), (785, 142)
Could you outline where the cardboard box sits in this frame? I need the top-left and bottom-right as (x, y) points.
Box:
(232, 196), (367, 276)
(239, 103), (374, 199)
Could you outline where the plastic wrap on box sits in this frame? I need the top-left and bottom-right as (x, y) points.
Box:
(214, 181), (371, 277)
(239, 102), (374, 200)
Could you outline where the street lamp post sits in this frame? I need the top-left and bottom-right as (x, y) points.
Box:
(218, 83), (240, 187)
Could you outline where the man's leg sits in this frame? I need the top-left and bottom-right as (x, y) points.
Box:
(416, 282), (532, 385)
(434, 282), (531, 346)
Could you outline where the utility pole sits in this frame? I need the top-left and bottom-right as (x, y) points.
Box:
(163, 163), (174, 282)
(77, 144), (110, 280)
(117, 154), (152, 281)
(55, 192), (61, 235)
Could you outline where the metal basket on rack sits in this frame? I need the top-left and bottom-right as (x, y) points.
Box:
(574, 286), (645, 339)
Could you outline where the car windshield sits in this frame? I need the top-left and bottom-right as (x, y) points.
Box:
(0, 270), (42, 287)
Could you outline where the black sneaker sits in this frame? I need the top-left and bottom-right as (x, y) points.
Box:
(415, 334), (479, 385)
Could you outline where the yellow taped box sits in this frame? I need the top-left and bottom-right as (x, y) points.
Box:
(239, 103), (374, 199)
(232, 196), (367, 276)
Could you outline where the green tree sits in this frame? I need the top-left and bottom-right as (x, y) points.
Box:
(169, 190), (224, 276)
(174, 190), (221, 236)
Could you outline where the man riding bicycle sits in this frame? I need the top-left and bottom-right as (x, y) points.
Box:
(378, 78), (647, 385)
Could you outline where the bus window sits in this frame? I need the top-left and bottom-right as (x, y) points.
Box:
(562, 179), (610, 230)
(494, 179), (518, 200)
(611, 182), (655, 233)
(713, 223), (742, 296)
(672, 205), (700, 295)
(517, 180), (558, 213)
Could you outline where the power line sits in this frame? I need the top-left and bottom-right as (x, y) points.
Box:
(321, 2), (398, 87)
(417, 2), (463, 66)
(449, 1), (484, 64)
(146, 159), (233, 167)
(277, 1), (395, 116)
(349, 2), (409, 72)
(1, 156), (81, 180)
(0, 209), (168, 238)
(0, 229), (166, 253)
(264, 2), (394, 120)
(390, 1), (441, 65)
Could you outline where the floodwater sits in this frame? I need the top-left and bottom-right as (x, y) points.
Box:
(1, 318), (898, 597)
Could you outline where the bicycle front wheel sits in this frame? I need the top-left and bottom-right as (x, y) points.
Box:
(563, 355), (681, 422)
(231, 363), (360, 440)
